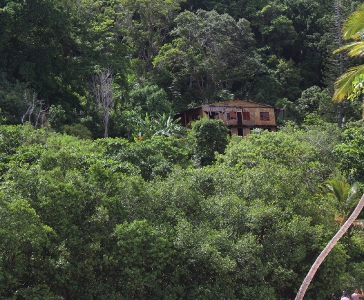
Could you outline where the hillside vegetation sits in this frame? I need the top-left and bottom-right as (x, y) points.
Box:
(2, 0), (364, 299)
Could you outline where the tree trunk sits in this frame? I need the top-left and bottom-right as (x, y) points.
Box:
(92, 69), (114, 138)
(337, 100), (344, 127)
(295, 193), (364, 300)
(334, 0), (346, 127)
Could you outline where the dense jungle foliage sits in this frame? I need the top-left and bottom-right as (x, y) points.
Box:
(2, 0), (364, 299)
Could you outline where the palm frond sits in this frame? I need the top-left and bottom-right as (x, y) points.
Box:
(342, 3), (364, 40)
(326, 179), (362, 230)
(326, 179), (349, 203)
(333, 41), (364, 56)
(352, 219), (364, 230)
(333, 64), (364, 101)
(347, 42), (364, 57)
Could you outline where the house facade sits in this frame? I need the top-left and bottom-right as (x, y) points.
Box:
(174, 100), (278, 136)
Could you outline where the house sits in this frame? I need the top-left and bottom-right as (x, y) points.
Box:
(174, 100), (278, 136)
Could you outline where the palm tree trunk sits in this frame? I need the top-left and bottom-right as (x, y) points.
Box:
(295, 193), (364, 300)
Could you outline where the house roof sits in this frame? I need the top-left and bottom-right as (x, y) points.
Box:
(207, 99), (274, 108)
(175, 99), (274, 116)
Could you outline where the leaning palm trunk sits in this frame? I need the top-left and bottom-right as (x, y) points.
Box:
(295, 193), (364, 300)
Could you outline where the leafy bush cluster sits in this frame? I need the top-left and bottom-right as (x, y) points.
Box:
(1, 121), (364, 300)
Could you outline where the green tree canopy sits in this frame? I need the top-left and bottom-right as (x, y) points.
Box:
(154, 9), (266, 106)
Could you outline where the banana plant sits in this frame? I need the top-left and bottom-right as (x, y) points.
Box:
(132, 113), (186, 140)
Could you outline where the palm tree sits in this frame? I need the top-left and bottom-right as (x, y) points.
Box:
(295, 193), (364, 300)
(326, 179), (364, 236)
(333, 3), (364, 102)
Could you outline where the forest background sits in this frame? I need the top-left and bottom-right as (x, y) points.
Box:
(1, 0), (364, 299)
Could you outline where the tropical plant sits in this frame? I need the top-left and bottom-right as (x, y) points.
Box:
(333, 3), (364, 101)
(153, 114), (186, 138)
(295, 193), (364, 300)
(131, 113), (186, 140)
(325, 178), (364, 236)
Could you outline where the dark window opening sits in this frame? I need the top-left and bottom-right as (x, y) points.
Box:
(260, 112), (270, 121)
(192, 113), (200, 120)
(207, 112), (219, 119)
(242, 112), (250, 120)
(238, 127), (243, 136)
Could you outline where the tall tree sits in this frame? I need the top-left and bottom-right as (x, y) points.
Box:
(116, 0), (184, 70)
(0, 0), (80, 110)
(189, 118), (229, 166)
(333, 0), (346, 126)
(92, 69), (114, 138)
(154, 9), (266, 106)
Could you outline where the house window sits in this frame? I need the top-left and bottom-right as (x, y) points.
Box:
(242, 112), (250, 120)
(228, 111), (237, 120)
(206, 112), (218, 119)
(260, 112), (270, 121)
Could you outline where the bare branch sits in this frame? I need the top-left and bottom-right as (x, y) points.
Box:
(92, 68), (114, 137)
(21, 92), (49, 128)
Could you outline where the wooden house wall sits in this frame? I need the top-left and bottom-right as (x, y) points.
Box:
(243, 128), (251, 136)
(201, 105), (276, 127)
(230, 127), (238, 135)
(177, 100), (277, 136)
(181, 107), (204, 127)
(242, 107), (276, 127)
